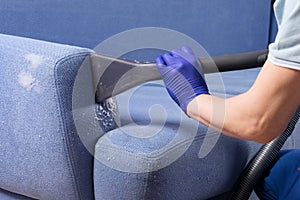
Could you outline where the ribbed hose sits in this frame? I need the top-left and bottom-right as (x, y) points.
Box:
(230, 106), (300, 200)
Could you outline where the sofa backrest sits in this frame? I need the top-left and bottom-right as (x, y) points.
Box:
(0, 0), (277, 60)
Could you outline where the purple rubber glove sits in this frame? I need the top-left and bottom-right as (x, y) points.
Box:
(156, 46), (209, 113)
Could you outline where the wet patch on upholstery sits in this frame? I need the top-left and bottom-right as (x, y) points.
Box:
(24, 53), (43, 69)
(18, 71), (42, 93)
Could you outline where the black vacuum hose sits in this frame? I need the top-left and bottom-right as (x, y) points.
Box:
(230, 106), (300, 199)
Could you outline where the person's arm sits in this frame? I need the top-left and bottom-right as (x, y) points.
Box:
(156, 47), (300, 144)
(187, 60), (300, 143)
(156, 0), (300, 144)
(186, 0), (300, 143)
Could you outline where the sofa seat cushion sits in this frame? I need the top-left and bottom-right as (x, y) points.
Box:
(94, 65), (300, 199)
(93, 80), (261, 199)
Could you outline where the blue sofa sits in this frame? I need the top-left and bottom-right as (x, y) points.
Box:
(1, 0), (299, 200)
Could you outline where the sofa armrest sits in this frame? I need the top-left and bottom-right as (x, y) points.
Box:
(0, 34), (97, 200)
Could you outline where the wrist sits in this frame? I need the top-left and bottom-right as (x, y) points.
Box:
(186, 94), (210, 117)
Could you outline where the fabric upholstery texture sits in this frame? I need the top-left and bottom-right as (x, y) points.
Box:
(94, 68), (300, 200)
(0, 0), (273, 58)
(93, 78), (256, 200)
(0, 188), (35, 200)
(0, 34), (96, 200)
(1, 35), (299, 200)
(1, 1), (299, 199)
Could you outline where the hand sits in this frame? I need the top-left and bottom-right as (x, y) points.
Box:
(156, 46), (209, 113)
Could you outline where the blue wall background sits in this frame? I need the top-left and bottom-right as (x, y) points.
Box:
(0, 0), (276, 61)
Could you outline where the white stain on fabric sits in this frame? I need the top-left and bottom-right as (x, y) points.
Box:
(18, 72), (42, 93)
(24, 53), (43, 69)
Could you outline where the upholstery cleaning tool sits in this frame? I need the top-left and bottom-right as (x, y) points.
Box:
(91, 49), (268, 103)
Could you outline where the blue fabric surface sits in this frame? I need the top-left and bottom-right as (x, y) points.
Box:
(94, 134), (251, 200)
(94, 67), (300, 199)
(0, 188), (36, 200)
(94, 80), (259, 200)
(255, 150), (300, 200)
(0, 1), (296, 199)
(0, 0), (273, 60)
(0, 34), (95, 199)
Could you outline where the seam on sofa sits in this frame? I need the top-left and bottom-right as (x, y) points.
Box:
(95, 130), (220, 167)
(0, 187), (39, 200)
(94, 131), (223, 199)
(54, 51), (92, 200)
(142, 163), (151, 199)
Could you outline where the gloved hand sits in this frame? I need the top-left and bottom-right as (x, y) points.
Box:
(156, 46), (209, 113)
